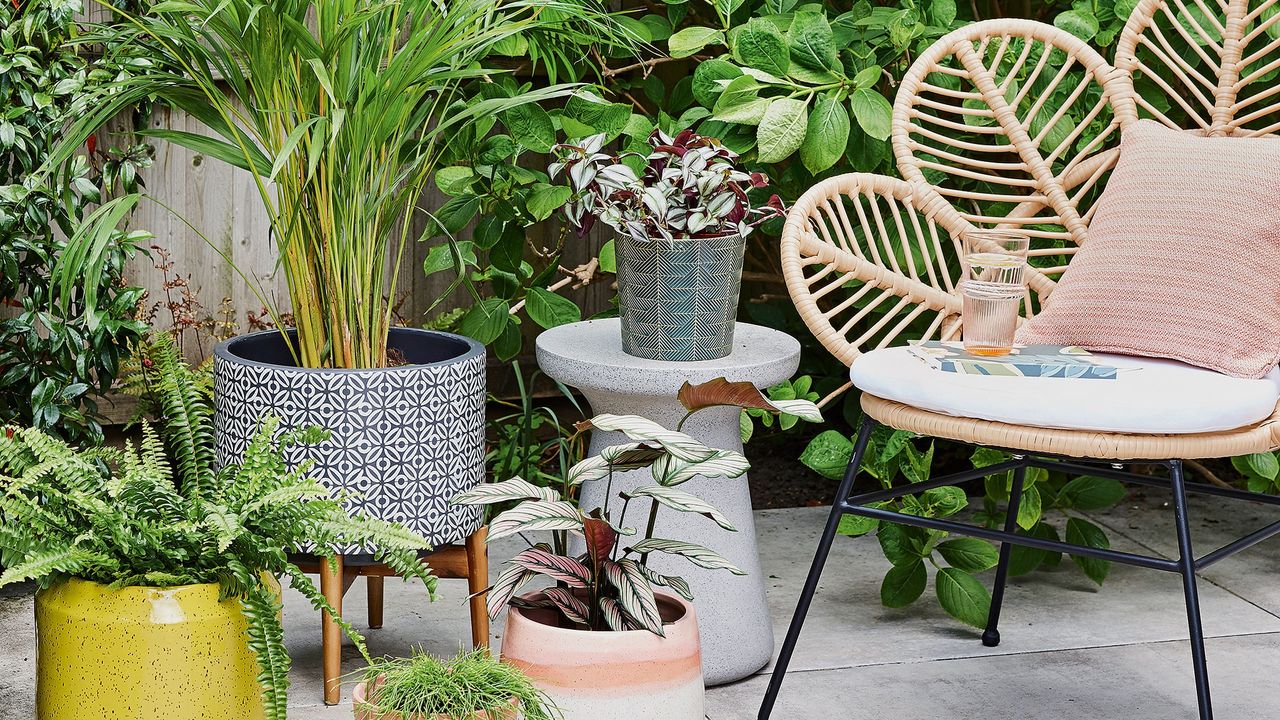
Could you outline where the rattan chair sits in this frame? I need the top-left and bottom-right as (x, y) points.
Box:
(762, 2), (1280, 719)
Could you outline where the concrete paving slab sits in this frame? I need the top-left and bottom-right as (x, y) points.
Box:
(1085, 487), (1280, 618)
(3, 504), (1279, 720)
(754, 507), (1280, 673)
(706, 632), (1280, 720)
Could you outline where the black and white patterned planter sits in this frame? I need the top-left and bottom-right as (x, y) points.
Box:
(213, 328), (486, 554)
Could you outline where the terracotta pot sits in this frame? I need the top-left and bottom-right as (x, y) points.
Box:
(35, 578), (267, 720)
(351, 678), (518, 720)
(500, 592), (704, 720)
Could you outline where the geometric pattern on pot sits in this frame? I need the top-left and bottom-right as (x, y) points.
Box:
(213, 328), (486, 555)
(617, 232), (747, 362)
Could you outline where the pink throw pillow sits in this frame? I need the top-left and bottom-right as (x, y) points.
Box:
(1016, 120), (1280, 379)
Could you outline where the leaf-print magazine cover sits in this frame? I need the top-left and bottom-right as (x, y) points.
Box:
(907, 341), (1119, 379)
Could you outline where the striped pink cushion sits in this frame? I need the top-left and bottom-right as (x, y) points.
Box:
(1017, 120), (1280, 379)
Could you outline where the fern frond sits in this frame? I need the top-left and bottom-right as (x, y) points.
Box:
(280, 563), (372, 662)
(241, 584), (290, 720)
(0, 546), (107, 587)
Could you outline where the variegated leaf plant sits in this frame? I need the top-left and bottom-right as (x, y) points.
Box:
(549, 129), (785, 243)
(452, 378), (821, 636)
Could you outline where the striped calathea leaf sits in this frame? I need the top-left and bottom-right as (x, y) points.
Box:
(651, 448), (750, 486)
(598, 596), (638, 631)
(487, 500), (583, 541)
(451, 475), (560, 505)
(566, 442), (666, 486)
(511, 546), (592, 587)
(483, 564), (537, 620)
(635, 562), (694, 601)
(578, 414), (718, 462)
(603, 558), (665, 635)
(630, 538), (746, 575)
(624, 485), (737, 531)
(543, 587), (592, 626)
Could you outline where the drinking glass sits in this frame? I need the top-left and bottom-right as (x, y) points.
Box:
(960, 230), (1030, 356)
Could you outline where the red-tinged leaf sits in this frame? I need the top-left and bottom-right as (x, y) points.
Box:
(583, 514), (618, 567)
(677, 377), (776, 414)
(511, 548), (592, 587)
(543, 588), (592, 626)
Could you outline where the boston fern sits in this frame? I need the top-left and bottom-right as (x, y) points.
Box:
(0, 334), (436, 720)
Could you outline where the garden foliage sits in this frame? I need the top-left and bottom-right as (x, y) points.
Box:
(0, 0), (153, 442)
(0, 334), (437, 720)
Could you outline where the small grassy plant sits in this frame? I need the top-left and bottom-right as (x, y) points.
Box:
(359, 649), (558, 720)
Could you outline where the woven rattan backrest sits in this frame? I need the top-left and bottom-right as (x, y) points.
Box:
(783, 2), (1280, 369)
(1116, 0), (1280, 136)
(892, 20), (1136, 284)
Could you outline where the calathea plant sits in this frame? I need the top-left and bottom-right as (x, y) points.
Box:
(550, 129), (784, 243)
(0, 333), (436, 720)
(454, 378), (820, 634)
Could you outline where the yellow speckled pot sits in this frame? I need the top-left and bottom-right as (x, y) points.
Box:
(35, 578), (266, 720)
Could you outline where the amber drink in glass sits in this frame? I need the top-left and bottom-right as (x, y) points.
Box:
(960, 230), (1030, 357)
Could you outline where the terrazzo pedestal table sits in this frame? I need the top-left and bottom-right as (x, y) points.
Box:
(536, 318), (801, 686)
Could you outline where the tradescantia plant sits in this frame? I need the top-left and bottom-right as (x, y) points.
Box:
(0, 334), (436, 720)
(454, 378), (820, 635)
(550, 129), (784, 243)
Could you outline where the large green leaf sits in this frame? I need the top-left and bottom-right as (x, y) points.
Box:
(668, 26), (724, 57)
(1066, 517), (1111, 585)
(787, 11), (840, 72)
(458, 298), (510, 345)
(881, 557), (927, 608)
(936, 567), (992, 628)
(693, 59), (744, 108)
(713, 76), (771, 125)
(733, 17), (790, 77)
(937, 538), (999, 572)
(799, 93), (851, 173)
(851, 89), (893, 141)
(525, 287), (581, 329)
(800, 430), (853, 480)
(756, 98), (808, 162)
(1057, 476), (1127, 510)
(502, 103), (556, 152)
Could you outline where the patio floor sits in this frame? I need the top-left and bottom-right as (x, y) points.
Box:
(4, 490), (1280, 719)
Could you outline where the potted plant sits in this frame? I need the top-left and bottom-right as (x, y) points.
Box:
(0, 334), (436, 720)
(452, 379), (819, 720)
(50, 0), (636, 563)
(551, 129), (784, 361)
(353, 649), (558, 720)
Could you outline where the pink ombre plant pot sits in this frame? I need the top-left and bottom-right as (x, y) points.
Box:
(500, 592), (705, 720)
(351, 678), (518, 720)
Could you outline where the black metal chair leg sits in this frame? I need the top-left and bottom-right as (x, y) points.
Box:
(983, 461), (1027, 647)
(758, 418), (876, 720)
(1170, 460), (1214, 720)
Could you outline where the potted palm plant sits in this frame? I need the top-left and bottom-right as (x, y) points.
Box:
(49, 0), (634, 623)
(451, 381), (819, 719)
(0, 334), (436, 720)
(353, 649), (558, 720)
(551, 130), (783, 361)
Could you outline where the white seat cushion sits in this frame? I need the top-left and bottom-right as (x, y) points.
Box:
(850, 347), (1280, 434)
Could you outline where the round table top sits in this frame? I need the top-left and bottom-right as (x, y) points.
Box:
(536, 318), (801, 396)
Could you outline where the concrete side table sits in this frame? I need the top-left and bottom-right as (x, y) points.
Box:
(537, 318), (800, 686)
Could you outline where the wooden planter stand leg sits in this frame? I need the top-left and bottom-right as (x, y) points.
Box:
(367, 575), (384, 630)
(319, 554), (345, 706)
(465, 526), (490, 649)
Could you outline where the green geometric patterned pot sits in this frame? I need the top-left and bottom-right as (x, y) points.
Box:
(616, 232), (746, 362)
